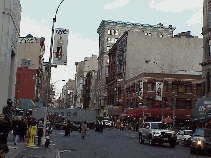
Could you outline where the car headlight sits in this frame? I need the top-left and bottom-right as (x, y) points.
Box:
(197, 140), (203, 145)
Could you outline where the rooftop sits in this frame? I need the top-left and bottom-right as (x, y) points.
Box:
(97, 20), (176, 34)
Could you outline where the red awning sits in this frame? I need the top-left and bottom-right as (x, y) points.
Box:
(121, 108), (192, 119)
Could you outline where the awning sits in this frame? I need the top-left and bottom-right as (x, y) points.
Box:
(121, 108), (192, 119)
(20, 99), (38, 110)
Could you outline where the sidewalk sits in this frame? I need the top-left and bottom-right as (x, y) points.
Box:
(6, 132), (58, 158)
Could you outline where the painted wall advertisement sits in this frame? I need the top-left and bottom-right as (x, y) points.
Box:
(156, 82), (163, 101)
(53, 28), (69, 65)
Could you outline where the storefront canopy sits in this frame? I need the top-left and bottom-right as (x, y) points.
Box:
(192, 97), (211, 120)
(19, 99), (39, 110)
(121, 108), (192, 120)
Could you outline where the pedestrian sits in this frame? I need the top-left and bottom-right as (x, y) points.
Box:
(19, 118), (27, 141)
(0, 114), (9, 145)
(12, 117), (20, 145)
(37, 127), (43, 146)
(65, 120), (72, 136)
(81, 121), (87, 139)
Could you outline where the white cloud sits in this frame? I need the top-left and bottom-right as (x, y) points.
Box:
(186, 9), (203, 26)
(149, 0), (203, 13)
(104, 0), (130, 10)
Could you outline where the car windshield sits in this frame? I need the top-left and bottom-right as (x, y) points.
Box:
(194, 129), (204, 136)
(151, 123), (168, 129)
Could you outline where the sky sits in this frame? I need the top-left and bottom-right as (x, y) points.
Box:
(20, 0), (203, 98)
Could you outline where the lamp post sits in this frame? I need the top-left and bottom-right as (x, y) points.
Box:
(145, 60), (164, 120)
(43, 0), (65, 145)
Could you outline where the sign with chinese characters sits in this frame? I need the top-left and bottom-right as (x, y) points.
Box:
(156, 82), (163, 101)
(53, 28), (69, 65)
(139, 80), (143, 99)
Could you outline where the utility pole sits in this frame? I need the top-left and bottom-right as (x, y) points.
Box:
(43, 0), (65, 146)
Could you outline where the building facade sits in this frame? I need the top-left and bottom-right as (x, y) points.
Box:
(201, 0), (211, 96)
(0, 0), (21, 113)
(108, 30), (203, 112)
(96, 20), (176, 112)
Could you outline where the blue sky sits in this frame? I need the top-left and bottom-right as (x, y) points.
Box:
(20, 0), (203, 97)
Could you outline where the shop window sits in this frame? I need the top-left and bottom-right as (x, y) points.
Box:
(172, 84), (178, 92)
(107, 38), (111, 44)
(185, 85), (192, 93)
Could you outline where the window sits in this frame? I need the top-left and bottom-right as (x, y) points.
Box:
(145, 32), (148, 36)
(108, 29), (111, 35)
(185, 85), (192, 93)
(172, 84), (178, 92)
(210, 11), (211, 28)
(115, 30), (118, 35)
(115, 38), (118, 43)
(148, 33), (152, 36)
(147, 83), (156, 91)
(111, 38), (115, 43)
(107, 46), (110, 51)
(178, 85), (185, 93)
(111, 29), (115, 35)
(107, 38), (111, 44)
(164, 84), (168, 92)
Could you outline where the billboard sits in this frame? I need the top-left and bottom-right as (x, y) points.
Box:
(53, 28), (69, 65)
(156, 82), (163, 101)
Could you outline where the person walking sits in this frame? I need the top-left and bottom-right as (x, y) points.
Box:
(81, 121), (87, 139)
(19, 118), (27, 141)
(65, 120), (72, 136)
(0, 114), (9, 145)
(12, 117), (20, 145)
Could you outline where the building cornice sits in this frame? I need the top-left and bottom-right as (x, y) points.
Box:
(97, 20), (176, 35)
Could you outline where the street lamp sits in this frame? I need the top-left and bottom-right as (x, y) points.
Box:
(145, 60), (164, 120)
(43, 0), (65, 146)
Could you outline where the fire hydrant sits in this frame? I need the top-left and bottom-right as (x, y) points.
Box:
(27, 125), (37, 147)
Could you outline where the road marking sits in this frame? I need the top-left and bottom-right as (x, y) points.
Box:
(56, 149), (60, 158)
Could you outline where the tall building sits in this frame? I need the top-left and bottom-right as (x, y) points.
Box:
(96, 20), (176, 112)
(201, 0), (211, 96)
(75, 55), (98, 108)
(0, 0), (21, 113)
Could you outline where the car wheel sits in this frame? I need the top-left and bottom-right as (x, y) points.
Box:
(170, 141), (176, 148)
(184, 139), (187, 147)
(149, 135), (155, 146)
(139, 134), (144, 144)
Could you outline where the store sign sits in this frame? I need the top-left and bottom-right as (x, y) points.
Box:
(53, 28), (69, 65)
(139, 80), (143, 99)
(156, 82), (163, 101)
(19, 37), (36, 43)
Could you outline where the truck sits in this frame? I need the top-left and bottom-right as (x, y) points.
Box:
(32, 107), (96, 128)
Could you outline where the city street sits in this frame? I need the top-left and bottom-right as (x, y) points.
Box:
(51, 128), (208, 158)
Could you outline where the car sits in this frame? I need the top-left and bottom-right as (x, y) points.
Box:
(55, 122), (66, 130)
(177, 130), (193, 147)
(138, 122), (177, 148)
(190, 128), (211, 155)
(102, 120), (112, 128)
(71, 122), (81, 132)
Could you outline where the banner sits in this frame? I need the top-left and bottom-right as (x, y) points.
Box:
(139, 80), (143, 99)
(53, 28), (69, 65)
(156, 82), (163, 101)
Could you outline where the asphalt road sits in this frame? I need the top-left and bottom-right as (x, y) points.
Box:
(50, 128), (209, 158)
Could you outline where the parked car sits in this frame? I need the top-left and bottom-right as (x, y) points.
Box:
(177, 130), (193, 146)
(190, 128), (211, 155)
(138, 122), (177, 148)
(72, 122), (81, 132)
